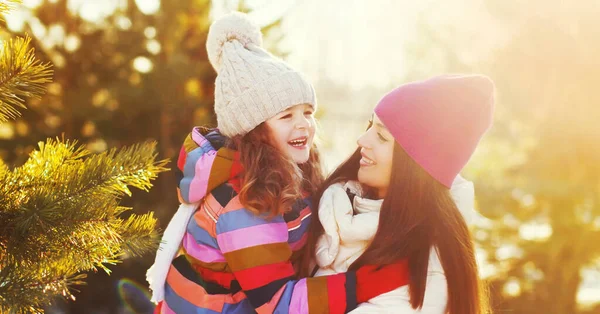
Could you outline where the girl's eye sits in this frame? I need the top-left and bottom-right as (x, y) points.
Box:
(366, 119), (373, 130)
(304, 110), (313, 116)
(280, 114), (292, 120)
(377, 132), (388, 142)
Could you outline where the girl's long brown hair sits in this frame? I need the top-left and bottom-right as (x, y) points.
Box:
(302, 144), (489, 314)
(233, 122), (323, 217)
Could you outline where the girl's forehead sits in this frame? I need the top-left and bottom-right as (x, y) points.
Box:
(287, 103), (312, 111)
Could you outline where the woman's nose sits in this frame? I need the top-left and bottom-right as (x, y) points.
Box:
(357, 131), (370, 149)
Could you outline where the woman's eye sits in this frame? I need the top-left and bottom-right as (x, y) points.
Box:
(377, 133), (388, 142)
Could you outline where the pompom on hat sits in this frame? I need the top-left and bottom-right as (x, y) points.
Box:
(206, 12), (317, 137)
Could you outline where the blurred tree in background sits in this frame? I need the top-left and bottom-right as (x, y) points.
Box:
(0, 0), (283, 312)
(476, 2), (600, 313)
(0, 1), (169, 313)
(406, 1), (600, 313)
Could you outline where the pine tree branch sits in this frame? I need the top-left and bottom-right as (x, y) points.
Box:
(0, 139), (168, 312)
(0, 35), (53, 123)
(1, 140), (168, 259)
(1, 140), (167, 214)
(117, 211), (161, 257)
(0, 262), (85, 314)
(0, 138), (90, 207)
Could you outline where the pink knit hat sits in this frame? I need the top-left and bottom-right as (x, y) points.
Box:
(374, 74), (495, 188)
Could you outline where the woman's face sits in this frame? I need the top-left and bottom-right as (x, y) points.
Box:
(357, 114), (395, 198)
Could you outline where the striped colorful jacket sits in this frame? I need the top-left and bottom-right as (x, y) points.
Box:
(159, 127), (358, 314)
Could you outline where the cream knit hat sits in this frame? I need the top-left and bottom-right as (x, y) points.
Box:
(206, 12), (317, 137)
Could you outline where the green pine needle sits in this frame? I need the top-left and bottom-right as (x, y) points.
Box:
(0, 35), (53, 123)
(0, 139), (169, 312)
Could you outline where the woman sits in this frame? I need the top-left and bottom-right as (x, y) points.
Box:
(304, 74), (495, 313)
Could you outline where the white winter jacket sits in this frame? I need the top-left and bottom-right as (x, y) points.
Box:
(314, 175), (476, 313)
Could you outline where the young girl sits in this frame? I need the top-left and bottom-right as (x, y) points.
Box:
(304, 74), (495, 313)
(146, 12), (409, 314)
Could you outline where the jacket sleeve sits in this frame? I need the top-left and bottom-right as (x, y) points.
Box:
(351, 249), (447, 314)
(216, 206), (358, 314)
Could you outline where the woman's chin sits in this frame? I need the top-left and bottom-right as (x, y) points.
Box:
(357, 168), (371, 184)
